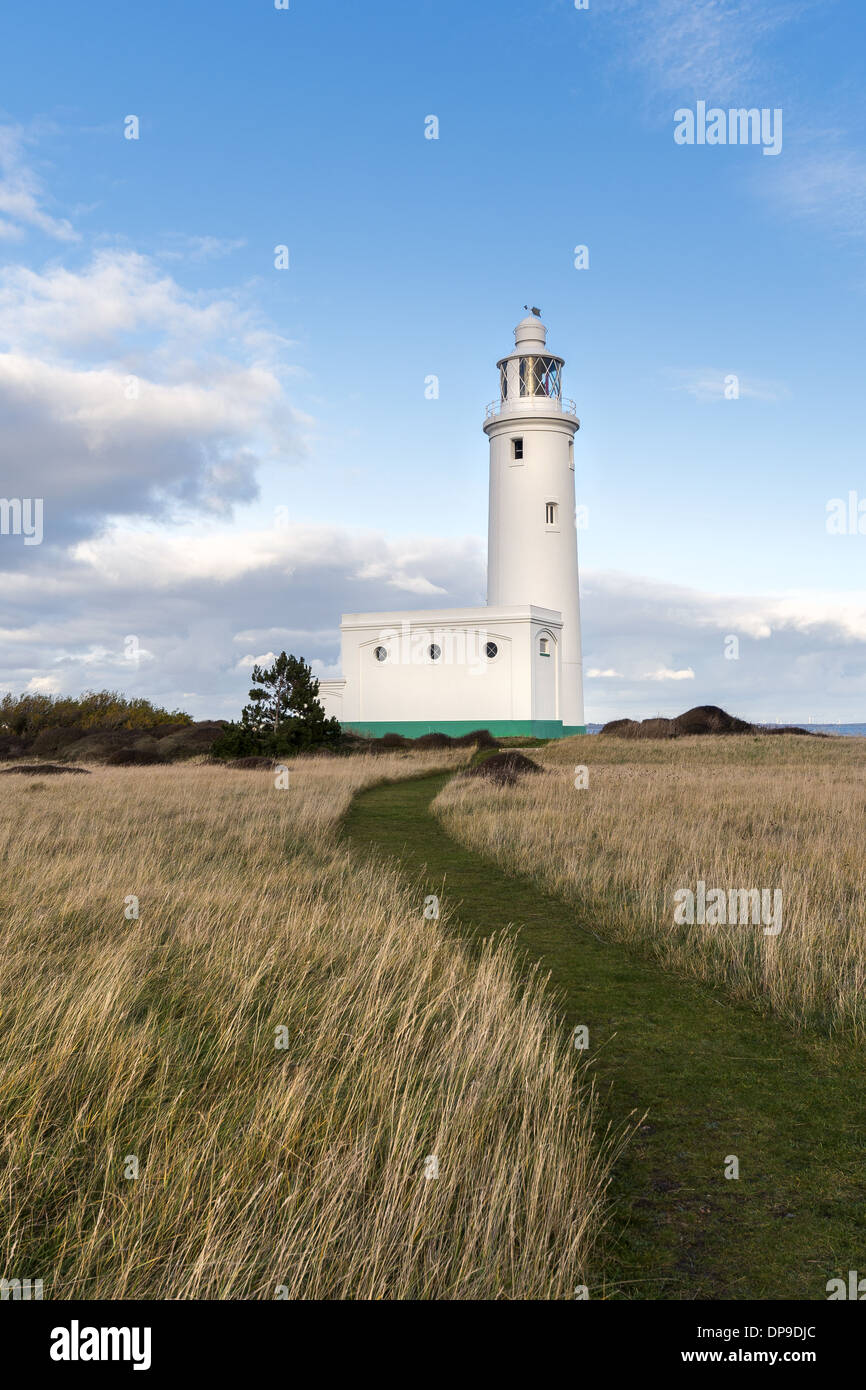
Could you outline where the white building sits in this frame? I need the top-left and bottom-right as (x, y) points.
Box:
(319, 311), (586, 738)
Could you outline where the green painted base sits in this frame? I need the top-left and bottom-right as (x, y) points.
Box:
(343, 719), (587, 740)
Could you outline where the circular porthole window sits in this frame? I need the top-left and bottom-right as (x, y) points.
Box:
(485, 641), (498, 659)
(429, 643), (441, 661)
(373, 646), (387, 662)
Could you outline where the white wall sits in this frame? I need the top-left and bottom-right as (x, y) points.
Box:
(483, 314), (585, 728)
(533, 626), (558, 719)
(317, 679), (345, 721)
(485, 412), (583, 727)
(331, 605), (562, 724)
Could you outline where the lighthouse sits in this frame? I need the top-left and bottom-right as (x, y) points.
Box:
(318, 309), (587, 739)
(484, 312), (585, 729)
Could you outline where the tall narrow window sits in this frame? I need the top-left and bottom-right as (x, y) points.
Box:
(545, 502), (558, 525)
(539, 637), (550, 656)
(512, 437), (523, 460)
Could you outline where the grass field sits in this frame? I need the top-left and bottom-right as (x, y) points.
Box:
(0, 754), (611, 1299)
(345, 759), (866, 1300)
(5, 733), (862, 1301)
(434, 734), (866, 1039)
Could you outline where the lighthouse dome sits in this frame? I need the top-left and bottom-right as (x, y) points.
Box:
(514, 315), (547, 351)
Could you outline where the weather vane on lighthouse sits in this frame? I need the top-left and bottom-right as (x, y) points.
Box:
(524, 304), (542, 317)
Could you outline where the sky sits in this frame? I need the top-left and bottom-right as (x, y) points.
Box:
(1, 0), (865, 723)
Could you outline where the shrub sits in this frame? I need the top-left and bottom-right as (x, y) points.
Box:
(106, 748), (168, 767)
(455, 728), (500, 749)
(0, 691), (191, 739)
(464, 751), (543, 785)
(214, 653), (342, 761)
(211, 719), (341, 761)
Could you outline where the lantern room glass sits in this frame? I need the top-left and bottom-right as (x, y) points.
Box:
(518, 356), (562, 398)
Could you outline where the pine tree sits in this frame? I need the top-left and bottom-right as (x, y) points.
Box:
(225, 652), (340, 752)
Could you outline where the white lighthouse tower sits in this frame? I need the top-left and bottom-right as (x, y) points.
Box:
(483, 311), (585, 729)
(317, 309), (587, 739)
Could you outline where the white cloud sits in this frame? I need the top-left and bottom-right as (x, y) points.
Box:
(670, 368), (789, 404)
(581, 571), (866, 720)
(234, 652), (275, 672)
(0, 249), (250, 353)
(0, 519), (485, 718)
(233, 626), (341, 647)
(352, 559), (449, 595)
(64, 523), (475, 596)
(159, 234), (248, 263)
(0, 352), (286, 445)
(616, 0), (811, 103)
(0, 251), (310, 547)
(310, 657), (345, 681)
(613, 4), (866, 245)
(768, 149), (866, 241)
(0, 126), (78, 243)
(2, 525), (864, 723)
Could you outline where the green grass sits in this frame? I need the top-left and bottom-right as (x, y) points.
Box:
(342, 771), (866, 1300)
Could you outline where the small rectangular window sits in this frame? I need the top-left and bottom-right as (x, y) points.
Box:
(512, 438), (523, 460)
(545, 502), (557, 525)
(539, 637), (550, 656)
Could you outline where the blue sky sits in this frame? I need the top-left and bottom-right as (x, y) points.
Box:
(1, 0), (866, 722)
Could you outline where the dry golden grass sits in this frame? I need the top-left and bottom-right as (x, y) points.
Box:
(0, 753), (611, 1299)
(434, 734), (866, 1039)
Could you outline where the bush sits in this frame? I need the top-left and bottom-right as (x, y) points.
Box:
(0, 734), (26, 761)
(0, 691), (191, 739)
(155, 722), (228, 760)
(29, 726), (87, 756)
(413, 732), (450, 749)
(455, 728), (500, 749)
(214, 652), (342, 761)
(106, 748), (168, 766)
(464, 751), (543, 785)
(211, 717), (341, 762)
(378, 728), (499, 751)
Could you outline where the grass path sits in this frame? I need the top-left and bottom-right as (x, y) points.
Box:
(342, 771), (866, 1300)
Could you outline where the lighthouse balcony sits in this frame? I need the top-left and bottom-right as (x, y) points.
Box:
(485, 395), (579, 421)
